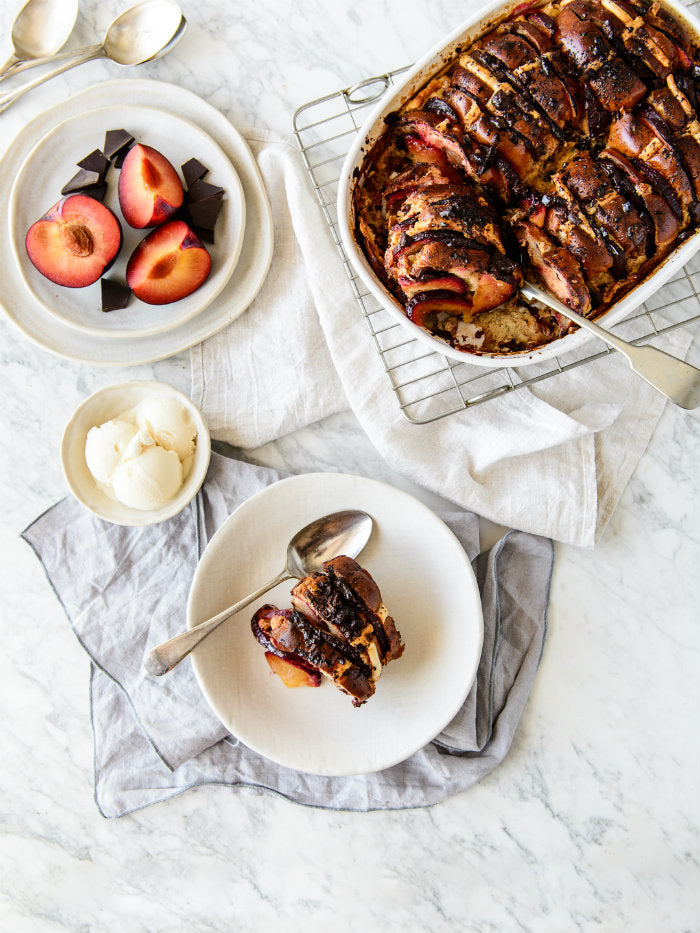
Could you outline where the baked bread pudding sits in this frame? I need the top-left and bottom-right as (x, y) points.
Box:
(251, 556), (404, 706)
(352, 0), (700, 355)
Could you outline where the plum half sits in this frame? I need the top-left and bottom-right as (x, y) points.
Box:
(126, 219), (212, 304)
(25, 195), (122, 288)
(118, 143), (183, 229)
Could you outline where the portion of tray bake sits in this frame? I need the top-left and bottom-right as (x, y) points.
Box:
(352, 0), (700, 355)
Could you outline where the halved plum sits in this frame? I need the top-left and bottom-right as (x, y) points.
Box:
(126, 220), (211, 304)
(25, 194), (122, 288)
(407, 290), (475, 328)
(515, 221), (591, 313)
(265, 652), (322, 688)
(118, 143), (184, 229)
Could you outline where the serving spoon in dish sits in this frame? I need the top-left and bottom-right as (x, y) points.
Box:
(0, 0), (186, 113)
(521, 281), (700, 410)
(0, 0), (79, 81)
(144, 509), (374, 676)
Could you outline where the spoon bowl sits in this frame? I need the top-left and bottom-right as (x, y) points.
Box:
(104, 0), (186, 66)
(0, 0), (186, 113)
(143, 509), (374, 676)
(0, 0), (78, 79)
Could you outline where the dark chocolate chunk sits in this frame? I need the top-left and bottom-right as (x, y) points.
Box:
(101, 279), (132, 312)
(77, 149), (110, 179)
(187, 178), (224, 201)
(82, 183), (108, 203)
(182, 157), (208, 188)
(192, 225), (215, 245)
(61, 168), (102, 195)
(187, 192), (223, 231)
(114, 146), (134, 169)
(104, 128), (135, 162)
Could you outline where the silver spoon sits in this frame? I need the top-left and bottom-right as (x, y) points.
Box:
(143, 509), (374, 677)
(521, 281), (700, 410)
(0, 0), (79, 80)
(0, 0), (186, 114)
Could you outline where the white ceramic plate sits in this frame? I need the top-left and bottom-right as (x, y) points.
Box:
(337, 0), (700, 368)
(60, 380), (211, 526)
(187, 472), (483, 776)
(10, 104), (245, 339)
(0, 79), (273, 364)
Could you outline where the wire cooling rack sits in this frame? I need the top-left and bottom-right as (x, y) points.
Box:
(292, 48), (700, 424)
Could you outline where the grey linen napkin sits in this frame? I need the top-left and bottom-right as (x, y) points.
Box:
(22, 453), (553, 818)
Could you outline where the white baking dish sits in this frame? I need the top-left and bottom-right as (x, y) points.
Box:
(337, 0), (700, 367)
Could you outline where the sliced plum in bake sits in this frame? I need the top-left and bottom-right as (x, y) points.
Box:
(538, 195), (616, 288)
(515, 221), (591, 314)
(251, 605), (375, 707)
(647, 83), (693, 130)
(553, 6), (647, 111)
(563, 0), (675, 80)
(440, 84), (533, 181)
(474, 31), (575, 133)
(453, 53), (560, 162)
(599, 148), (680, 251)
(636, 102), (700, 203)
(396, 110), (483, 179)
(556, 153), (648, 267)
(393, 239), (520, 313)
(608, 112), (694, 222)
(592, 0), (688, 77)
(382, 163), (457, 213)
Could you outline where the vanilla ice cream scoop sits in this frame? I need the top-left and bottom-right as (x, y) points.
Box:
(111, 443), (183, 511)
(84, 419), (139, 486)
(84, 395), (198, 512)
(133, 396), (197, 464)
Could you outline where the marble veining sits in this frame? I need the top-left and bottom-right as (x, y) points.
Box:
(0, 0), (698, 930)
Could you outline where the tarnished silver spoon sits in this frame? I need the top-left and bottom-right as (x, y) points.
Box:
(0, 0), (79, 80)
(521, 281), (700, 410)
(0, 0), (186, 113)
(143, 509), (374, 677)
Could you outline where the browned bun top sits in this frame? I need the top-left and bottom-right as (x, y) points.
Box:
(322, 555), (381, 611)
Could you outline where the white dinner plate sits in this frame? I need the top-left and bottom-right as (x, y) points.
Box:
(187, 473), (484, 776)
(10, 105), (245, 339)
(0, 79), (273, 365)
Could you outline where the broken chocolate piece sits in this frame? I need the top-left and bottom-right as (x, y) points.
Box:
(182, 157), (208, 188)
(187, 192), (223, 231)
(77, 149), (110, 179)
(104, 129), (135, 162)
(114, 148), (133, 169)
(61, 169), (103, 195)
(187, 178), (224, 201)
(82, 183), (108, 203)
(100, 278), (132, 312)
(192, 225), (215, 244)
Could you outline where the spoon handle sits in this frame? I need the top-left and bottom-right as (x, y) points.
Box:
(521, 283), (700, 410)
(0, 44), (99, 81)
(0, 43), (104, 113)
(143, 568), (292, 677)
(0, 53), (22, 81)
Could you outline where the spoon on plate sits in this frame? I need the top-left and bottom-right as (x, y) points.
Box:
(0, 0), (79, 80)
(143, 509), (374, 677)
(521, 281), (700, 410)
(0, 0), (186, 114)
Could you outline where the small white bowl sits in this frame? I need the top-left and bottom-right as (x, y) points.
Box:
(61, 380), (211, 526)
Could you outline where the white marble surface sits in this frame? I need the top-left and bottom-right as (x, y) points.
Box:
(0, 0), (699, 930)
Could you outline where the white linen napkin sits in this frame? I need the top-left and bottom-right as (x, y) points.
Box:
(191, 131), (692, 547)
